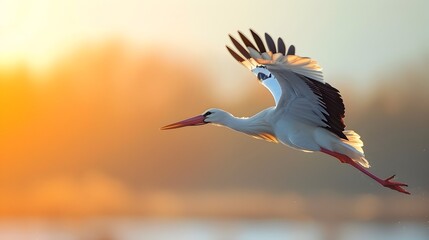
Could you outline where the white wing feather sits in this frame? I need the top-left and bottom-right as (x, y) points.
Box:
(248, 47), (324, 83)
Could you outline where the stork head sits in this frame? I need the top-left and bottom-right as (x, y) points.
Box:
(161, 108), (229, 130)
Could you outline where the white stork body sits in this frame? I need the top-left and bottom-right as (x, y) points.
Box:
(161, 30), (409, 194)
(208, 107), (366, 166)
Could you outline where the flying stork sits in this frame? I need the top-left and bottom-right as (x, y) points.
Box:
(161, 29), (409, 194)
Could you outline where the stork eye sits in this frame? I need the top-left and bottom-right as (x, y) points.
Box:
(257, 72), (271, 81)
(204, 111), (212, 117)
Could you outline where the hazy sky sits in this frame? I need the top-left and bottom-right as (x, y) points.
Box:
(1, 0), (428, 90)
(1, 0), (429, 218)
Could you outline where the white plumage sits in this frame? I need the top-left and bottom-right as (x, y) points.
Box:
(162, 29), (409, 194)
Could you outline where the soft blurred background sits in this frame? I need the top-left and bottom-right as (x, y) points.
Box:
(1, 0), (429, 239)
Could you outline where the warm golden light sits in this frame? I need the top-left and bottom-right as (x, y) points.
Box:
(0, 0), (51, 68)
(0, 1), (428, 239)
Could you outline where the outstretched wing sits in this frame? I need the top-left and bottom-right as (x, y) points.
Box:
(226, 29), (347, 140)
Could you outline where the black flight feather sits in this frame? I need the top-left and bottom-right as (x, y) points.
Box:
(238, 31), (257, 51)
(229, 35), (251, 59)
(287, 45), (295, 55)
(264, 33), (277, 53)
(226, 46), (245, 63)
(301, 76), (347, 140)
(277, 38), (286, 55)
(250, 29), (266, 53)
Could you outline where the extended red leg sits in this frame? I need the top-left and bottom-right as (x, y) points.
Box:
(321, 148), (410, 194)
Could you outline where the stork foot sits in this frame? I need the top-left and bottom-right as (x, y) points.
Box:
(320, 148), (410, 195)
(380, 175), (410, 194)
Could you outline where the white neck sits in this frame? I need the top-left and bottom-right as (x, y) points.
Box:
(215, 109), (277, 142)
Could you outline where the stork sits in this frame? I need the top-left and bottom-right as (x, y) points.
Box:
(161, 30), (409, 194)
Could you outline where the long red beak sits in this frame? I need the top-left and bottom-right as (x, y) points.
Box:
(161, 115), (207, 130)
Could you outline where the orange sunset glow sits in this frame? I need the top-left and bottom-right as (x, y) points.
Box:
(1, 1), (429, 239)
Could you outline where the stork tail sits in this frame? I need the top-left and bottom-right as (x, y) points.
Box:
(340, 130), (370, 168)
